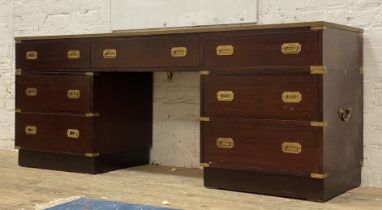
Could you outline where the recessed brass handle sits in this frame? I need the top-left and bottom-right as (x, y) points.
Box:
(216, 45), (234, 56)
(67, 90), (80, 99)
(25, 125), (37, 135)
(217, 91), (234, 102)
(103, 49), (117, 59)
(281, 142), (302, 154)
(25, 87), (38, 97)
(171, 47), (187, 57)
(281, 91), (302, 103)
(67, 50), (81, 59)
(281, 43), (301, 54)
(338, 107), (352, 121)
(26, 51), (38, 60)
(66, 129), (80, 139)
(216, 138), (234, 149)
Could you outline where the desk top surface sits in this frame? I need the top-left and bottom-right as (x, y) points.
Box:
(15, 21), (363, 41)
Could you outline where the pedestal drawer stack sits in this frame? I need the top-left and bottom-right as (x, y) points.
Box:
(200, 25), (363, 201)
(15, 40), (153, 173)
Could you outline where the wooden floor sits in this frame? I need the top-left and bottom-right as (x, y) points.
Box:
(1, 150), (381, 210)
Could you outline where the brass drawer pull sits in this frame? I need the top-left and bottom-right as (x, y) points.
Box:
(171, 47), (187, 57)
(66, 129), (80, 139)
(26, 51), (38, 60)
(25, 125), (37, 135)
(217, 138), (234, 149)
(25, 88), (38, 97)
(281, 43), (302, 54)
(67, 50), (81, 59)
(217, 91), (234, 102)
(67, 90), (80, 99)
(281, 91), (302, 103)
(281, 142), (302, 154)
(216, 45), (234, 56)
(103, 49), (117, 59)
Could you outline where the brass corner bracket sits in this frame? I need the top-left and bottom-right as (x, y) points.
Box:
(85, 152), (100, 157)
(15, 109), (21, 113)
(199, 117), (210, 122)
(16, 69), (22, 76)
(310, 121), (327, 127)
(84, 113), (100, 118)
(200, 162), (210, 167)
(310, 173), (328, 179)
(310, 66), (327, 74)
(311, 25), (327, 31)
(200, 70), (210, 76)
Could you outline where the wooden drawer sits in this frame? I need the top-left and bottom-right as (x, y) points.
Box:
(16, 73), (92, 113)
(92, 36), (200, 68)
(15, 113), (93, 154)
(202, 74), (319, 121)
(203, 30), (319, 67)
(202, 118), (320, 174)
(16, 40), (91, 70)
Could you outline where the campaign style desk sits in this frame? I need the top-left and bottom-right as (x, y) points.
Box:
(14, 21), (363, 201)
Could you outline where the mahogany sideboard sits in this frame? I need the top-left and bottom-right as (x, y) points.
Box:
(14, 21), (363, 202)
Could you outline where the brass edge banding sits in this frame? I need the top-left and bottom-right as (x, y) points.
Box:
(85, 113), (100, 117)
(310, 173), (327, 179)
(311, 26), (327, 31)
(15, 40), (22, 44)
(310, 121), (327, 127)
(199, 117), (210, 122)
(15, 109), (21, 113)
(200, 70), (210, 75)
(85, 152), (100, 157)
(310, 66), (328, 74)
(200, 163), (210, 167)
(16, 69), (22, 76)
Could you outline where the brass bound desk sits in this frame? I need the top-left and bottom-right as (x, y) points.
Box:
(14, 22), (363, 202)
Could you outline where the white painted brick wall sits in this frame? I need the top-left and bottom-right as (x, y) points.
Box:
(0, 0), (380, 187)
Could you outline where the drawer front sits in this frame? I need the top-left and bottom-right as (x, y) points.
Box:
(203, 75), (319, 121)
(92, 36), (200, 68)
(16, 74), (92, 113)
(16, 40), (91, 70)
(16, 113), (93, 153)
(203, 30), (319, 67)
(202, 118), (320, 173)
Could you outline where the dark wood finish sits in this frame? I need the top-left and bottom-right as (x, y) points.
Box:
(203, 74), (319, 120)
(19, 148), (150, 174)
(204, 166), (361, 202)
(16, 40), (91, 70)
(202, 117), (320, 174)
(15, 113), (93, 153)
(14, 22), (363, 202)
(16, 73), (93, 113)
(203, 28), (319, 67)
(92, 35), (200, 68)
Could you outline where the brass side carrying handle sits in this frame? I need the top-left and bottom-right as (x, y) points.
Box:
(216, 45), (234, 56)
(281, 43), (302, 54)
(171, 47), (187, 57)
(67, 90), (80, 99)
(25, 125), (37, 135)
(25, 88), (38, 97)
(103, 49), (117, 59)
(26, 51), (38, 60)
(338, 107), (352, 121)
(67, 50), (81, 59)
(66, 129), (80, 139)
(281, 142), (302, 154)
(216, 138), (234, 149)
(217, 91), (234, 102)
